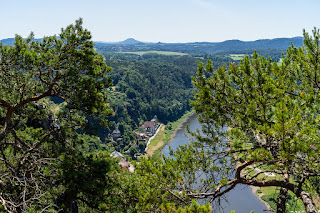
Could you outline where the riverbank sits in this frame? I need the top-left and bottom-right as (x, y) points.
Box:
(145, 110), (195, 157)
(161, 113), (271, 212)
(245, 167), (309, 212)
(144, 124), (163, 154)
(144, 124), (165, 157)
(145, 112), (280, 211)
(235, 160), (273, 211)
(250, 186), (273, 212)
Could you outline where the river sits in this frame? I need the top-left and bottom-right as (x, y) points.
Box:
(162, 113), (273, 213)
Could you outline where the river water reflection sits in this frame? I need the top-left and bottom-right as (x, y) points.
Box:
(162, 113), (273, 213)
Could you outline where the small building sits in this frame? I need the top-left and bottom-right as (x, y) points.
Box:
(118, 161), (134, 172)
(135, 132), (147, 142)
(110, 151), (126, 162)
(112, 129), (121, 141)
(140, 115), (158, 135)
(111, 151), (134, 173)
(140, 121), (156, 134)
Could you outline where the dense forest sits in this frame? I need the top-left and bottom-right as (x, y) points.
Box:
(94, 53), (233, 152)
(91, 46), (285, 153)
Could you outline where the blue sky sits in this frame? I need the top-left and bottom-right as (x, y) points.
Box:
(1, 0), (319, 43)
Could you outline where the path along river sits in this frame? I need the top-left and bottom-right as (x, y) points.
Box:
(162, 113), (273, 213)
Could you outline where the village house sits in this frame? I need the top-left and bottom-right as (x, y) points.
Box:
(110, 151), (134, 172)
(139, 115), (158, 135)
(119, 161), (134, 172)
(110, 151), (126, 162)
(111, 128), (121, 141)
(135, 132), (147, 143)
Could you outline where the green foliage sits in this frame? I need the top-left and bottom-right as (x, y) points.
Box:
(59, 151), (119, 211)
(97, 55), (199, 151)
(129, 146), (138, 158)
(162, 200), (212, 213)
(107, 55), (197, 123)
(99, 156), (187, 212)
(164, 28), (320, 212)
(79, 134), (104, 152)
(0, 19), (113, 212)
(138, 141), (147, 152)
(260, 192), (305, 212)
(165, 123), (173, 130)
(89, 51), (232, 153)
(116, 51), (189, 56)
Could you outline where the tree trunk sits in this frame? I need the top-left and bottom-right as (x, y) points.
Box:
(69, 199), (78, 213)
(276, 187), (288, 213)
(300, 191), (317, 213)
(239, 177), (318, 213)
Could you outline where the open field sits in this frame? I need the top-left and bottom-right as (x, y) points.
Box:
(116, 51), (188, 56)
(230, 54), (246, 60)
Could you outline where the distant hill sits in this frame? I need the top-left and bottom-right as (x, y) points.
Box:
(0, 38), (43, 46)
(211, 37), (303, 52)
(0, 38), (15, 45)
(1, 36), (304, 54)
(118, 38), (143, 45)
(95, 36), (304, 54)
(94, 38), (144, 47)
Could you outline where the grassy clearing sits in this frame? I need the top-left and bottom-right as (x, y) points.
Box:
(260, 187), (305, 212)
(243, 166), (306, 212)
(259, 177), (320, 212)
(230, 54), (246, 60)
(148, 126), (166, 148)
(146, 110), (195, 158)
(239, 155), (309, 212)
(116, 51), (188, 56)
